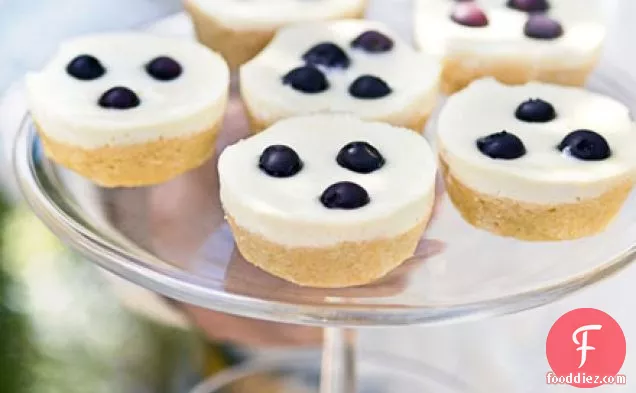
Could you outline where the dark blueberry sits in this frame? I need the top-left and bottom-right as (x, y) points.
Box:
(349, 75), (392, 99)
(258, 145), (303, 177)
(146, 56), (182, 81)
(515, 98), (556, 122)
(476, 131), (526, 159)
(98, 87), (140, 109)
(524, 14), (563, 40)
(351, 30), (394, 53)
(506, 0), (550, 12)
(558, 130), (611, 161)
(336, 141), (385, 174)
(66, 55), (105, 80)
(302, 42), (350, 69)
(282, 66), (329, 93)
(320, 181), (370, 209)
(450, 3), (489, 27)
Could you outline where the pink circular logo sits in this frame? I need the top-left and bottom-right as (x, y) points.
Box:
(546, 308), (626, 388)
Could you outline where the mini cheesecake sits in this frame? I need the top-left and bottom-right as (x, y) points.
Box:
(184, 0), (367, 70)
(437, 78), (636, 241)
(218, 115), (437, 288)
(240, 20), (441, 133)
(26, 33), (229, 187)
(414, 0), (606, 94)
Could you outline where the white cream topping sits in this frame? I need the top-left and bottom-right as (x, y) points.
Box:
(189, 0), (366, 29)
(26, 33), (229, 148)
(218, 115), (437, 247)
(414, 0), (606, 65)
(240, 20), (440, 127)
(437, 78), (636, 204)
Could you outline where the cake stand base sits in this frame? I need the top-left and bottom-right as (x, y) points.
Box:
(190, 350), (469, 393)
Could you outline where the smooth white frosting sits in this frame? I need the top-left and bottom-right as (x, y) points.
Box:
(26, 33), (229, 148)
(438, 78), (636, 204)
(218, 115), (437, 247)
(240, 20), (440, 128)
(414, 0), (606, 66)
(188, 0), (366, 29)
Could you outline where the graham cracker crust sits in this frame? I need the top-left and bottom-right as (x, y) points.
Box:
(440, 54), (600, 95)
(244, 106), (433, 135)
(439, 157), (633, 241)
(185, 0), (367, 70)
(226, 215), (427, 288)
(37, 124), (221, 188)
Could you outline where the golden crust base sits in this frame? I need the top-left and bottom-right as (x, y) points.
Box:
(244, 104), (433, 134)
(226, 215), (427, 288)
(184, 0), (367, 70)
(37, 124), (220, 188)
(439, 157), (633, 241)
(440, 54), (600, 95)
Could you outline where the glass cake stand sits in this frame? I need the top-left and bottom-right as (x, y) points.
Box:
(13, 63), (636, 393)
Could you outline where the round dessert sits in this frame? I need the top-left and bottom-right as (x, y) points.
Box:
(414, 0), (606, 94)
(240, 20), (441, 133)
(218, 115), (437, 288)
(25, 33), (229, 187)
(437, 78), (636, 241)
(184, 0), (367, 70)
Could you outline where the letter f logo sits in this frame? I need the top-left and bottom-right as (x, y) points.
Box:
(572, 324), (602, 368)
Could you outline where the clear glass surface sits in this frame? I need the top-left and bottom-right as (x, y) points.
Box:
(13, 63), (636, 327)
(189, 350), (471, 393)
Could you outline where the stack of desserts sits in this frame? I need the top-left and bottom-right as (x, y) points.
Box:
(25, 0), (636, 288)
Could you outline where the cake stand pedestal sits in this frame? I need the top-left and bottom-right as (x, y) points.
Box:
(13, 65), (636, 393)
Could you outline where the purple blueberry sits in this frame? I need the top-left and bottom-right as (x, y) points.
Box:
(450, 2), (489, 27)
(477, 131), (526, 159)
(351, 30), (394, 53)
(524, 14), (563, 40)
(320, 181), (370, 209)
(337, 141), (385, 174)
(349, 75), (392, 99)
(146, 56), (182, 81)
(258, 145), (303, 177)
(98, 87), (140, 109)
(515, 98), (556, 122)
(558, 130), (611, 161)
(282, 66), (329, 93)
(507, 0), (550, 12)
(66, 55), (105, 80)
(302, 42), (350, 69)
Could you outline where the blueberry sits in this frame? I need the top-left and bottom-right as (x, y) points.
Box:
(506, 0), (550, 12)
(558, 130), (611, 161)
(349, 75), (392, 99)
(336, 141), (385, 174)
(282, 66), (329, 93)
(320, 181), (370, 209)
(450, 3), (489, 27)
(66, 55), (105, 80)
(515, 98), (556, 122)
(351, 30), (394, 53)
(258, 145), (303, 177)
(302, 42), (350, 69)
(476, 131), (526, 159)
(146, 56), (182, 81)
(524, 14), (563, 40)
(98, 87), (140, 109)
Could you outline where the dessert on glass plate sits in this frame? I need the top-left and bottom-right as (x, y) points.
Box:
(218, 115), (437, 288)
(25, 33), (229, 187)
(414, 0), (606, 94)
(437, 78), (636, 241)
(240, 19), (441, 133)
(184, 0), (368, 70)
